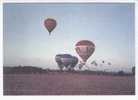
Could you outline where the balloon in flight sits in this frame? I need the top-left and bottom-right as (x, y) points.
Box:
(75, 40), (95, 63)
(44, 18), (57, 35)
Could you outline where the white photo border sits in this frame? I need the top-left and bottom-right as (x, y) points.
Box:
(0, 0), (137, 100)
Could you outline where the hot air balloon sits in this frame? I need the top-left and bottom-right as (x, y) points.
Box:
(75, 40), (95, 65)
(55, 54), (78, 71)
(55, 54), (72, 70)
(44, 18), (57, 35)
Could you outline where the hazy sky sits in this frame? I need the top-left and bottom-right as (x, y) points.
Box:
(4, 3), (135, 72)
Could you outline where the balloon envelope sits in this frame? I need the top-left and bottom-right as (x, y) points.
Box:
(55, 54), (72, 68)
(55, 54), (78, 70)
(75, 40), (95, 63)
(44, 18), (57, 35)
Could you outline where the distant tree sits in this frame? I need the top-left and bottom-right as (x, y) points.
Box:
(118, 70), (124, 75)
(18, 65), (22, 67)
(132, 66), (135, 75)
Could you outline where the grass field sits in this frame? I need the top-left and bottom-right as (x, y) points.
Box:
(3, 72), (135, 95)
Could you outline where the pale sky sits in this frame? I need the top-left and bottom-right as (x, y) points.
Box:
(3, 3), (135, 72)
